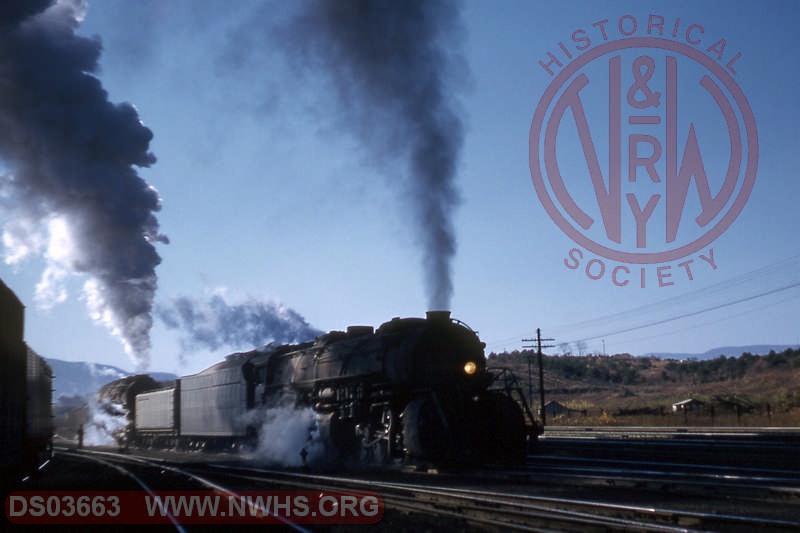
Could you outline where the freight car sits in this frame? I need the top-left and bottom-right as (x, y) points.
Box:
(0, 279), (53, 489)
(25, 346), (54, 466)
(133, 312), (535, 464)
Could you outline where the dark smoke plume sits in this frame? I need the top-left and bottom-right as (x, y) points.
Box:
(277, 0), (467, 311)
(157, 292), (323, 353)
(0, 0), (166, 368)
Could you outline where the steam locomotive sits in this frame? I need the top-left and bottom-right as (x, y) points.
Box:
(132, 311), (534, 464)
(0, 280), (54, 489)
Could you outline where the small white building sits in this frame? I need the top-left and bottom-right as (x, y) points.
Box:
(671, 398), (704, 412)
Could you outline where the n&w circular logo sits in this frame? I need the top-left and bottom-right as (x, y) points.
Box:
(529, 15), (758, 288)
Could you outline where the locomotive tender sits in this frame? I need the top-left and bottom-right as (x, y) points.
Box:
(0, 279), (53, 489)
(134, 311), (531, 464)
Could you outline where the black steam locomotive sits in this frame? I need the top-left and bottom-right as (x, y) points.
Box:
(0, 279), (54, 489)
(133, 311), (534, 464)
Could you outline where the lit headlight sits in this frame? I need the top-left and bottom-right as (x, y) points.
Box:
(463, 361), (477, 375)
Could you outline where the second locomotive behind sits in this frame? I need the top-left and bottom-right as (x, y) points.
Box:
(133, 312), (532, 464)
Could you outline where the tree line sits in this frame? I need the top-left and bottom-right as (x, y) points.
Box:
(488, 347), (800, 387)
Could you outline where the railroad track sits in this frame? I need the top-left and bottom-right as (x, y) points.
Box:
(469, 456), (800, 509)
(537, 429), (800, 474)
(185, 462), (800, 532)
(543, 426), (800, 438)
(527, 454), (800, 484)
(28, 443), (800, 532)
(56, 449), (190, 533)
(49, 448), (312, 532)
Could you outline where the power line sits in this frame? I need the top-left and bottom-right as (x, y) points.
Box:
(603, 292), (800, 349)
(549, 254), (800, 337)
(569, 280), (800, 344)
(486, 254), (800, 352)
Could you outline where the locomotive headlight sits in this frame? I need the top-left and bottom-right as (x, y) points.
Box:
(463, 361), (477, 375)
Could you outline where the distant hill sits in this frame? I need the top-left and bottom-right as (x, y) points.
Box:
(45, 358), (176, 401)
(487, 346), (800, 424)
(644, 345), (800, 360)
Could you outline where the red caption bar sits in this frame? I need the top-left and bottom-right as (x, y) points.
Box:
(6, 490), (384, 525)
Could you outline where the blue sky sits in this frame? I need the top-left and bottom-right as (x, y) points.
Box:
(1, 0), (798, 374)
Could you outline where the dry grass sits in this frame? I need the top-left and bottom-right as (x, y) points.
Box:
(490, 353), (800, 427)
(546, 408), (800, 427)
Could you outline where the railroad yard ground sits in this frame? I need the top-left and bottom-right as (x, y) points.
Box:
(5, 429), (800, 532)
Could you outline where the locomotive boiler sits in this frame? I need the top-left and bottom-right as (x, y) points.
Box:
(134, 311), (532, 464)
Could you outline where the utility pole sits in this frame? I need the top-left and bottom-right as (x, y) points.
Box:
(523, 329), (554, 426)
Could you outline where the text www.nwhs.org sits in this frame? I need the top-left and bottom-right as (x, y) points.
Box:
(145, 493), (382, 521)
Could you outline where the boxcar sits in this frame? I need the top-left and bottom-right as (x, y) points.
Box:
(0, 279), (52, 487)
(25, 347), (53, 464)
(0, 280), (26, 478)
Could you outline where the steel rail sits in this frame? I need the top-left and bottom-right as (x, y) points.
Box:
(543, 426), (800, 437)
(62, 447), (800, 531)
(199, 463), (800, 532)
(58, 448), (312, 533)
(541, 438), (800, 454)
(198, 464), (697, 532)
(57, 450), (187, 533)
(528, 454), (800, 482)
(473, 461), (800, 503)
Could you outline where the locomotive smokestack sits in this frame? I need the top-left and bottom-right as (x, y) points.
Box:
(275, 0), (468, 311)
(426, 310), (451, 323)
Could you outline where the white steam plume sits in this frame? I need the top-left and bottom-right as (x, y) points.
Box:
(83, 397), (128, 446)
(241, 402), (326, 468)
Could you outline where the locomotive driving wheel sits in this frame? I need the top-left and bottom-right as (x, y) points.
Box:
(401, 396), (449, 461)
